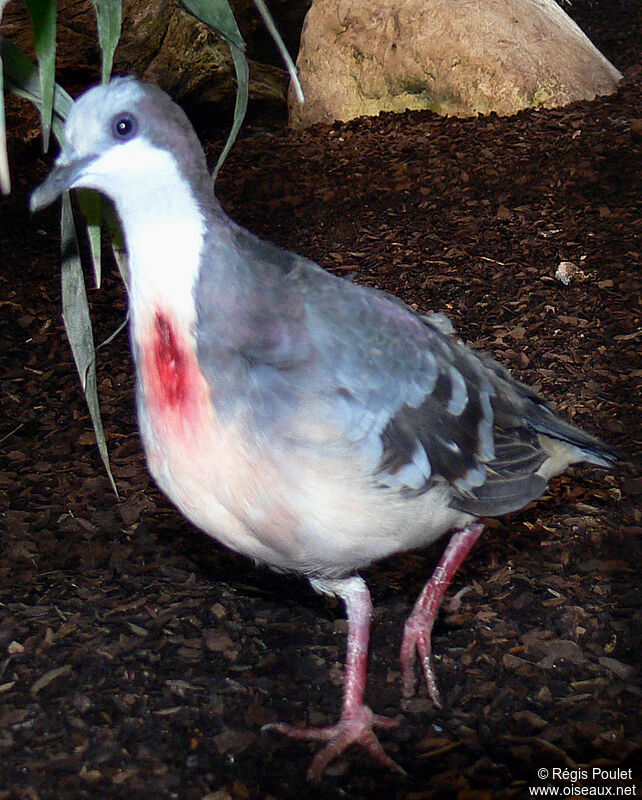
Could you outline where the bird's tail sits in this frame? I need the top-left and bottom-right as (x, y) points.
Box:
(525, 398), (617, 468)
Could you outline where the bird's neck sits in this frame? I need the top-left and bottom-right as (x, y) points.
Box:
(120, 177), (208, 338)
(123, 198), (210, 426)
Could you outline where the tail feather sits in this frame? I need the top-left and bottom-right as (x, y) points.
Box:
(525, 398), (617, 468)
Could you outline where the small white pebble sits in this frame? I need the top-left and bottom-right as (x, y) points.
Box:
(555, 261), (586, 285)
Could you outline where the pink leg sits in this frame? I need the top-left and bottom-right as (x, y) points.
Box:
(264, 576), (405, 781)
(400, 523), (484, 703)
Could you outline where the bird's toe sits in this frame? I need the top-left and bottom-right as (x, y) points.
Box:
(400, 613), (442, 704)
(264, 705), (404, 781)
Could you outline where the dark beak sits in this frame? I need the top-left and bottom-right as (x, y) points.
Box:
(30, 154), (98, 212)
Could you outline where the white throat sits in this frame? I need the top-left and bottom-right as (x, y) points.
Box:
(80, 139), (207, 332)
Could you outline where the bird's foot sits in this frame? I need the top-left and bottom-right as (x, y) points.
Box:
(264, 705), (405, 781)
(399, 608), (441, 704)
(400, 524), (484, 702)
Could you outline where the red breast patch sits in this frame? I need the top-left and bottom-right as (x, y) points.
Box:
(141, 310), (209, 426)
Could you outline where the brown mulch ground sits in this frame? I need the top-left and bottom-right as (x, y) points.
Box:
(1, 3), (640, 799)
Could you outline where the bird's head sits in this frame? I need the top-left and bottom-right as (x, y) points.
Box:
(31, 77), (213, 215)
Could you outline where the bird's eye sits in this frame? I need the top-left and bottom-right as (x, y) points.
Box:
(111, 113), (138, 141)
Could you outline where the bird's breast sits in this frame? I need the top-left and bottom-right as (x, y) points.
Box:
(140, 309), (206, 422)
(136, 307), (220, 499)
(133, 307), (305, 565)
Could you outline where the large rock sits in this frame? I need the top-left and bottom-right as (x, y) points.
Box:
(289, 0), (622, 128)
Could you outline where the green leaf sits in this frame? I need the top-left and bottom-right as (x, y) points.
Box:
(24, 0), (57, 151)
(181, 0), (244, 49)
(1, 3), (9, 193)
(3, 40), (119, 488)
(3, 40), (121, 490)
(60, 193), (118, 497)
(1, 45), (10, 195)
(77, 189), (104, 288)
(103, 198), (130, 287)
(252, 0), (303, 104)
(180, 0), (248, 178)
(92, 0), (122, 83)
(0, 37), (72, 145)
(213, 41), (248, 178)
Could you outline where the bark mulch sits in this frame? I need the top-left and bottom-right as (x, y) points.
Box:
(1, 3), (640, 798)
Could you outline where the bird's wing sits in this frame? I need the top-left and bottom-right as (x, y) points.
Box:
(300, 275), (552, 516)
(195, 223), (614, 518)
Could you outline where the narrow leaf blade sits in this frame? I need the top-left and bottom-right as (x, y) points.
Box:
(1, 0), (10, 192)
(77, 189), (103, 288)
(252, 0), (303, 103)
(213, 41), (248, 178)
(180, 0), (244, 49)
(103, 199), (130, 287)
(0, 37), (73, 145)
(92, 0), (123, 83)
(0, 48), (10, 195)
(24, 0), (57, 150)
(179, 0), (248, 177)
(60, 193), (118, 496)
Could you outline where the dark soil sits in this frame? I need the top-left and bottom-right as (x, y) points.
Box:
(1, 3), (640, 799)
